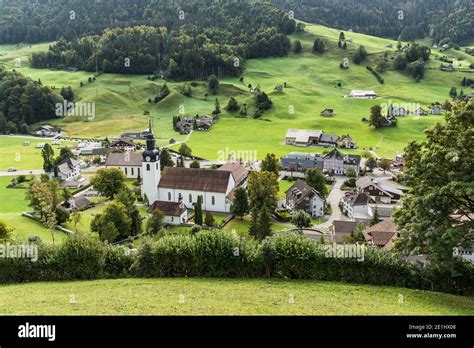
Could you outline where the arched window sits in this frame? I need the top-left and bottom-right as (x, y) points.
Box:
(168, 192), (171, 201)
(189, 194), (192, 203)
(212, 196), (215, 205)
(146, 164), (150, 171)
(124, 167), (128, 175)
(131, 167), (134, 176)
(156, 163), (159, 170)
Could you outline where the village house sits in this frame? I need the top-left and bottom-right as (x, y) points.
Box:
(319, 133), (339, 147)
(430, 105), (443, 115)
(61, 196), (93, 211)
(410, 107), (428, 116)
(356, 176), (404, 204)
(285, 179), (325, 218)
(120, 128), (153, 140)
(347, 90), (377, 99)
(78, 142), (104, 156)
(148, 200), (188, 225)
(320, 108), (334, 117)
(109, 138), (136, 152)
(49, 158), (81, 182)
(105, 152), (143, 178)
(322, 149), (361, 175)
(362, 218), (398, 251)
(35, 125), (61, 137)
(337, 134), (357, 149)
(341, 192), (374, 221)
(280, 152), (324, 172)
(387, 105), (409, 117)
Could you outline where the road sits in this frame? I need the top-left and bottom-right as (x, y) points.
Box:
(315, 176), (349, 228)
(0, 169), (44, 176)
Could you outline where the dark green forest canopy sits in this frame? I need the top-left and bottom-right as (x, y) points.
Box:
(270, 0), (474, 45)
(0, 68), (63, 132)
(1, 0), (295, 78)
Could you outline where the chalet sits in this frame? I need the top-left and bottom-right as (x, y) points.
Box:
(320, 108), (334, 117)
(35, 125), (61, 137)
(280, 152), (324, 172)
(148, 200), (188, 225)
(61, 196), (93, 211)
(430, 105), (443, 115)
(387, 105), (408, 117)
(341, 192), (374, 220)
(79, 142), (104, 155)
(410, 107), (428, 116)
(285, 129), (322, 146)
(175, 115), (216, 134)
(285, 179), (325, 218)
(322, 149), (361, 176)
(362, 218), (398, 251)
(105, 152), (143, 179)
(50, 158), (81, 182)
(319, 133), (339, 147)
(347, 90), (377, 99)
(356, 176), (404, 204)
(109, 139), (136, 152)
(337, 134), (357, 149)
(332, 220), (360, 243)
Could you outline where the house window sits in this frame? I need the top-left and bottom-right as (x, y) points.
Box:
(212, 196), (215, 205)
(125, 167), (128, 175)
(171, 217), (174, 222)
(146, 164), (150, 171)
(189, 194), (192, 203)
(138, 168), (140, 176)
(156, 163), (158, 170)
(131, 167), (134, 176)
(168, 192), (171, 201)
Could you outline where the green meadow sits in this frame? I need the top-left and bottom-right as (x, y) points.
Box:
(0, 278), (472, 315)
(1, 21), (472, 161)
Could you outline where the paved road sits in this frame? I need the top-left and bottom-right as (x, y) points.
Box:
(315, 176), (349, 228)
(0, 169), (44, 176)
(0, 134), (55, 140)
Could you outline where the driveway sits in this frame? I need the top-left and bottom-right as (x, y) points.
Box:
(0, 169), (44, 176)
(315, 176), (349, 228)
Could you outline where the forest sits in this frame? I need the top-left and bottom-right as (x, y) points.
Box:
(2, 0), (294, 78)
(0, 68), (63, 133)
(270, 0), (474, 45)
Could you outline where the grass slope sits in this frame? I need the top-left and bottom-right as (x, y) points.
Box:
(0, 278), (472, 315)
(1, 22), (473, 161)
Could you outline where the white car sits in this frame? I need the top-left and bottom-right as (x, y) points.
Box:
(7, 167), (17, 172)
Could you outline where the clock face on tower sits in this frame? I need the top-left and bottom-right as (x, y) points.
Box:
(145, 156), (151, 162)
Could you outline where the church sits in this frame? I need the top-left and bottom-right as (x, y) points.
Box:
(141, 133), (248, 214)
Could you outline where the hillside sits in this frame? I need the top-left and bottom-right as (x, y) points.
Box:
(1, 21), (473, 160)
(1, 278), (473, 315)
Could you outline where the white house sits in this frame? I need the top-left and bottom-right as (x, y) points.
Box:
(109, 138), (136, 152)
(50, 158), (81, 182)
(106, 152), (143, 178)
(348, 90), (377, 99)
(148, 200), (188, 225)
(285, 179), (325, 218)
(35, 125), (60, 137)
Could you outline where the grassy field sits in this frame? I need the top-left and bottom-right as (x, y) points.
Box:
(0, 176), (67, 243)
(1, 21), (472, 161)
(0, 278), (472, 315)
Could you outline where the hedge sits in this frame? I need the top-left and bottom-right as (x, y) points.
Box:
(0, 232), (472, 295)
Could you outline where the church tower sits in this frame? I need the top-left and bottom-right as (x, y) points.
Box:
(141, 124), (160, 205)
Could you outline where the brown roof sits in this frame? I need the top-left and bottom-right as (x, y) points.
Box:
(106, 152), (142, 167)
(333, 220), (359, 243)
(148, 201), (186, 216)
(56, 158), (80, 175)
(218, 162), (248, 185)
(110, 138), (135, 147)
(363, 218), (398, 250)
(159, 167), (231, 193)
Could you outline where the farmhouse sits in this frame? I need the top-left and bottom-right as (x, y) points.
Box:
(319, 133), (339, 147)
(356, 176), (404, 204)
(49, 158), (81, 182)
(341, 192), (374, 220)
(35, 125), (61, 137)
(410, 107), (428, 116)
(322, 149), (361, 175)
(285, 129), (322, 146)
(337, 134), (357, 149)
(387, 105), (409, 117)
(148, 201), (188, 225)
(285, 179), (325, 218)
(105, 152), (143, 178)
(61, 196), (93, 211)
(362, 218), (398, 251)
(348, 90), (377, 99)
(430, 105), (443, 115)
(109, 138), (136, 152)
(281, 152), (324, 172)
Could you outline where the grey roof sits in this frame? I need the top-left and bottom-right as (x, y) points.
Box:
(286, 179), (323, 205)
(106, 152), (142, 167)
(56, 158), (80, 175)
(319, 133), (339, 143)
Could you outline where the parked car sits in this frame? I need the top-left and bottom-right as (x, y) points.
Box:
(7, 167), (17, 172)
(22, 141), (30, 146)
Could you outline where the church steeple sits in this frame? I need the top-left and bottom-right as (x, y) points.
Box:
(143, 119), (160, 162)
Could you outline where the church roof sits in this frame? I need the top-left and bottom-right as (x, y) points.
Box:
(106, 152), (142, 167)
(218, 162), (248, 185)
(159, 167), (231, 193)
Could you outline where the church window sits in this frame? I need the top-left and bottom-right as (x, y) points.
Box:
(168, 192), (171, 201)
(131, 167), (134, 176)
(189, 194), (192, 203)
(147, 164), (150, 171)
(125, 167), (128, 175)
(212, 196), (215, 205)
